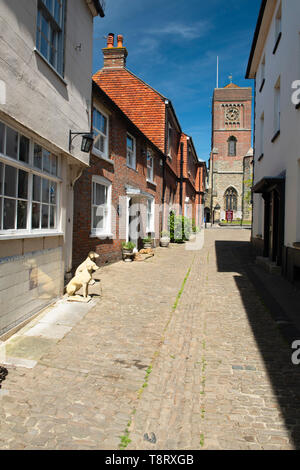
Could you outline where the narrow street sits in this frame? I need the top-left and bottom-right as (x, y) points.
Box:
(1, 229), (299, 450)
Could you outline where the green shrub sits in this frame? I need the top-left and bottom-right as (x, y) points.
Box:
(168, 211), (192, 243)
(142, 237), (152, 243)
(122, 241), (136, 251)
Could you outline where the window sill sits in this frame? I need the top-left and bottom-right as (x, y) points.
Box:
(258, 153), (264, 162)
(89, 233), (113, 239)
(259, 79), (265, 93)
(273, 32), (282, 55)
(92, 150), (114, 165)
(127, 165), (138, 172)
(0, 231), (64, 241)
(147, 179), (156, 187)
(34, 48), (67, 86)
(271, 130), (280, 143)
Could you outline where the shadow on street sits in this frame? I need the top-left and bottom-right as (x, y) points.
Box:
(215, 240), (300, 449)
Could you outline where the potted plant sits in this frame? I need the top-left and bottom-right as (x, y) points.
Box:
(160, 230), (170, 247)
(142, 236), (153, 249)
(122, 241), (136, 262)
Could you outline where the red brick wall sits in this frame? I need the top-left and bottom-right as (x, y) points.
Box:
(212, 87), (252, 163)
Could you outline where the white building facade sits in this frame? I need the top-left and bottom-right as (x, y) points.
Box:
(0, 0), (104, 336)
(246, 0), (300, 284)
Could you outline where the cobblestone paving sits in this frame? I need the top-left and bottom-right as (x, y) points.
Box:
(1, 229), (300, 450)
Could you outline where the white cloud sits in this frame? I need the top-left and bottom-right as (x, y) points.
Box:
(148, 20), (212, 40)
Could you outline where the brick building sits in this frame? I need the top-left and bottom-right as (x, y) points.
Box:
(72, 83), (164, 267)
(206, 83), (253, 223)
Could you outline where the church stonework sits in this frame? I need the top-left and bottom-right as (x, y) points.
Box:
(206, 83), (253, 223)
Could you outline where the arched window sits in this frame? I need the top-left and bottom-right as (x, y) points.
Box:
(228, 136), (237, 156)
(224, 187), (238, 211)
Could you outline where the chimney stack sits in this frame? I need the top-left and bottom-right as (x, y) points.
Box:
(102, 33), (128, 69)
(107, 33), (114, 48)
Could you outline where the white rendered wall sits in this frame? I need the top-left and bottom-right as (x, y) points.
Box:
(253, 0), (300, 247)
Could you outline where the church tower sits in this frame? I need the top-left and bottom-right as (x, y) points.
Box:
(207, 82), (253, 223)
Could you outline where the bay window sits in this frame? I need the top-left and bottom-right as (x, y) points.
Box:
(0, 121), (60, 234)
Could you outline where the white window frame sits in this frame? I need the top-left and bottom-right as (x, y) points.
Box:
(146, 150), (154, 183)
(36, 0), (66, 77)
(146, 197), (155, 233)
(91, 175), (112, 237)
(0, 120), (61, 238)
(92, 107), (109, 160)
(126, 133), (136, 170)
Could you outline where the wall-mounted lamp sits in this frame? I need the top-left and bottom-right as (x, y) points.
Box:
(69, 131), (94, 153)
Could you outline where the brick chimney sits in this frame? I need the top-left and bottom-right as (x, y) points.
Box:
(102, 33), (128, 68)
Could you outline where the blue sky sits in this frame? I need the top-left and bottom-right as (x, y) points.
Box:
(92, 0), (261, 162)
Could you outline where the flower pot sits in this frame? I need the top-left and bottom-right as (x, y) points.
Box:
(143, 241), (152, 249)
(160, 237), (170, 247)
(122, 249), (134, 262)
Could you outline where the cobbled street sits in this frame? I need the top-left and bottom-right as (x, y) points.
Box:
(1, 228), (300, 450)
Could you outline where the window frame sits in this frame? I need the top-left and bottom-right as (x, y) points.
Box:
(92, 106), (109, 160)
(228, 136), (237, 157)
(0, 121), (61, 237)
(36, 0), (66, 77)
(224, 187), (238, 212)
(146, 149), (154, 183)
(126, 132), (136, 170)
(91, 175), (112, 237)
(146, 197), (155, 233)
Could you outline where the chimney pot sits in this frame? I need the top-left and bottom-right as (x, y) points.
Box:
(107, 33), (114, 48)
(117, 35), (124, 48)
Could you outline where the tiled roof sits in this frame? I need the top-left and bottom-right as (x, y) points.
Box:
(93, 68), (167, 153)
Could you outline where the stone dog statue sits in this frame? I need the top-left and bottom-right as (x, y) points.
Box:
(66, 251), (100, 302)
